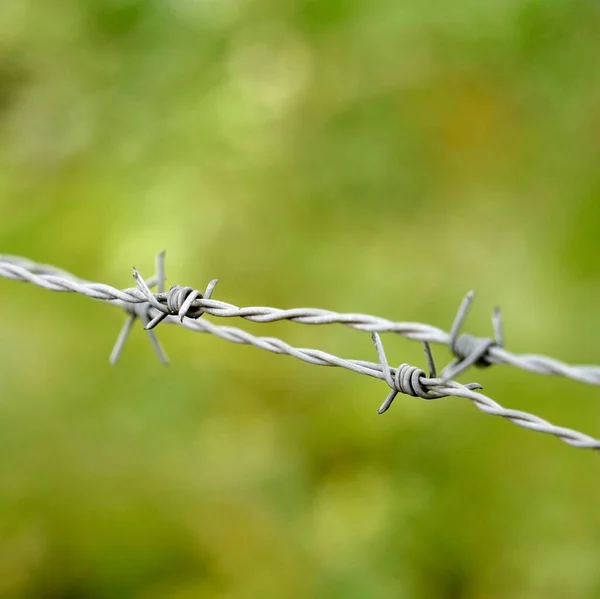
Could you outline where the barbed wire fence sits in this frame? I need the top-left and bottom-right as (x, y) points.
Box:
(1, 251), (599, 451)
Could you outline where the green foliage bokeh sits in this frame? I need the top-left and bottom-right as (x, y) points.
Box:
(1, 1), (600, 597)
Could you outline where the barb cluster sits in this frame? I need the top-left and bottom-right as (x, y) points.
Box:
(371, 331), (483, 413)
(1, 252), (599, 451)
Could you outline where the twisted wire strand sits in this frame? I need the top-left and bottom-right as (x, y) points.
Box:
(2, 255), (600, 386)
(117, 302), (600, 450)
(1, 254), (599, 450)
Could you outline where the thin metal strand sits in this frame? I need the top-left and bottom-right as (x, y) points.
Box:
(2, 255), (600, 388)
(109, 314), (136, 366)
(155, 310), (600, 450)
(0, 253), (598, 450)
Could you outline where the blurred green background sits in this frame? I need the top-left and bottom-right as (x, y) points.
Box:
(1, 1), (600, 597)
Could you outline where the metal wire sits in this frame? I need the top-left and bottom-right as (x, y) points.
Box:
(123, 304), (600, 450)
(111, 304), (600, 449)
(1, 252), (599, 451)
(2, 255), (599, 386)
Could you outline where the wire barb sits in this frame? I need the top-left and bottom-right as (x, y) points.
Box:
(111, 253), (219, 363)
(442, 290), (504, 381)
(109, 251), (169, 365)
(132, 267), (219, 330)
(372, 332), (483, 414)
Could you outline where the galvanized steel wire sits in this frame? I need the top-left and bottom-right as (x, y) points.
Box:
(1, 252), (599, 451)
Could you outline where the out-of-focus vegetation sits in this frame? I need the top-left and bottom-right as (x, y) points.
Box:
(1, 1), (600, 597)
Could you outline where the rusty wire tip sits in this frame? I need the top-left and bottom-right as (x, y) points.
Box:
(442, 290), (504, 382)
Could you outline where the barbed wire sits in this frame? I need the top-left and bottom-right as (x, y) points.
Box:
(1, 252), (599, 451)
(2, 254), (599, 386)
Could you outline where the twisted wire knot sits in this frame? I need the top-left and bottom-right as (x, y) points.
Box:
(372, 332), (482, 414)
(109, 253), (219, 365)
(451, 334), (495, 368)
(442, 290), (504, 380)
(162, 285), (205, 321)
(131, 266), (219, 331)
(392, 363), (432, 399)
